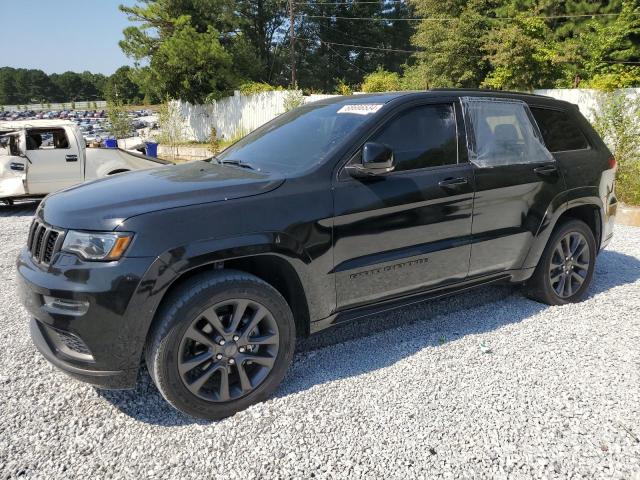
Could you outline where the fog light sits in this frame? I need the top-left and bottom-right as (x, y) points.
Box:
(42, 296), (90, 316)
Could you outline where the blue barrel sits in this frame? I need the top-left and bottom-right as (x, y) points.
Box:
(145, 141), (158, 158)
(104, 138), (117, 148)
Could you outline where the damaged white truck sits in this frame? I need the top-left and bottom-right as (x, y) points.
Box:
(0, 120), (168, 205)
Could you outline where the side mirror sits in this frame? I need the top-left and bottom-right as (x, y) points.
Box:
(346, 142), (395, 178)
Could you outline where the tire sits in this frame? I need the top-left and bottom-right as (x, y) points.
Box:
(145, 270), (296, 420)
(524, 219), (596, 305)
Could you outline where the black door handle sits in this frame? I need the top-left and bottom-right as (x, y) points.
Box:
(438, 177), (468, 188)
(65, 155), (78, 162)
(9, 162), (25, 171)
(533, 165), (557, 175)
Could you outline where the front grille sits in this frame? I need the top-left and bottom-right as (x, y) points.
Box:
(55, 330), (92, 356)
(27, 220), (64, 265)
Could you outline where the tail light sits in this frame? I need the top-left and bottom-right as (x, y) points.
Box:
(608, 156), (617, 169)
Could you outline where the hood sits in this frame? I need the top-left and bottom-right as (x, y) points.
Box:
(40, 161), (285, 230)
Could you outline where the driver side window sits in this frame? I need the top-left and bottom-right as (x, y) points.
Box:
(26, 129), (70, 151)
(370, 104), (458, 172)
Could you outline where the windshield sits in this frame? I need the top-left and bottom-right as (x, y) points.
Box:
(216, 102), (380, 173)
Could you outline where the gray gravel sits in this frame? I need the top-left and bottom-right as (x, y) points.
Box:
(1, 203), (639, 480)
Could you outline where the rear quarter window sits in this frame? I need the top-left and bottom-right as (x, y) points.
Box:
(530, 108), (590, 152)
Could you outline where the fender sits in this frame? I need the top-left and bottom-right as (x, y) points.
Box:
(522, 186), (604, 269)
(116, 231), (326, 369)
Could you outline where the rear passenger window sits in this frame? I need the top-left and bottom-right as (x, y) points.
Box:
(461, 97), (553, 167)
(530, 108), (590, 152)
(371, 104), (457, 171)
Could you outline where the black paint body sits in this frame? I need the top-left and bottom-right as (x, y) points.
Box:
(17, 90), (617, 388)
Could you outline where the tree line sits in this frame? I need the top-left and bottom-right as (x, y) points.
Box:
(118, 0), (639, 102)
(0, 66), (142, 106)
(1, 0), (638, 106)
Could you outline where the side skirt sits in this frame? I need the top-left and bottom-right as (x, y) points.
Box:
(309, 268), (534, 334)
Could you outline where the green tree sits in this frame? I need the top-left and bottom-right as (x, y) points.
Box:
(294, 0), (416, 92)
(151, 18), (237, 102)
(105, 66), (141, 103)
(580, 0), (640, 89)
(107, 100), (133, 139)
(405, 0), (493, 88)
(119, 0), (262, 101)
(482, 16), (560, 90)
(0, 68), (19, 104)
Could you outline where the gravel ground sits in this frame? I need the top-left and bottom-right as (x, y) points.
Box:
(1, 202), (639, 480)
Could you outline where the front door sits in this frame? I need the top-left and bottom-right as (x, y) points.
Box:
(333, 101), (474, 310)
(25, 126), (82, 194)
(461, 97), (567, 276)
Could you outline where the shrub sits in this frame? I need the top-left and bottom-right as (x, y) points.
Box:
(106, 100), (133, 140)
(592, 91), (640, 205)
(239, 82), (281, 96)
(209, 127), (222, 155)
(283, 90), (304, 112)
(335, 79), (352, 96)
(157, 99), (186, 161)
(361, 68), (401, 93)
(585, 67), (640, 91)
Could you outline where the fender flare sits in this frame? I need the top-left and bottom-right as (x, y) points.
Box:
(120, 231), (316, 366)
(522, 191), (604, 269)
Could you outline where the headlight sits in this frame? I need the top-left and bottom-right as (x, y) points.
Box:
(62, 231), (133, 261)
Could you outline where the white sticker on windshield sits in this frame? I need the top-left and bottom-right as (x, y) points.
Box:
(337, 104), (383, 115)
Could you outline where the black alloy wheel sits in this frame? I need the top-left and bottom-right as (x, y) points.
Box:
(178, 299), (280, 402)
(145, 270), (295, 420)
(548, 231), (591, 299)
(524, 219), (596, 305)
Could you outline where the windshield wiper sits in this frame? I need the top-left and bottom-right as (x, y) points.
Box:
(219, 159), (255, 170)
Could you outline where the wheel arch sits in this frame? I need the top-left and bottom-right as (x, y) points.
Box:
(155, 253), (311, 339)
(523, 197), (604, 269)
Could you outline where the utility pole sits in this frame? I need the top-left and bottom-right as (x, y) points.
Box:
(289, 0), (296, 87)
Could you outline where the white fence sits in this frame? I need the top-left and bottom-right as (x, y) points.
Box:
(1, 100), (107, 112)
(173, 88), (640, 142)
(174, 92), (339, 142)
(533, 88), (640, 121)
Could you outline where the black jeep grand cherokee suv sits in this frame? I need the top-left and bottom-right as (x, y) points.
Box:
(18, 90), (617, 419)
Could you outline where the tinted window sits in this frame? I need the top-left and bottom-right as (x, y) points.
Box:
(531, 108), (590, 152)
(371, 104), (457, 171)
(462, 98), (553, 167)
(218, 102), (375, 173)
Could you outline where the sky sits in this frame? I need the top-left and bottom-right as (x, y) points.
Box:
(3, 0), (138, 75)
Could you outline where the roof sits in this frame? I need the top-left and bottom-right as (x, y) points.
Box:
(0, 119), (76, 130)
(311, 89), (572, 109)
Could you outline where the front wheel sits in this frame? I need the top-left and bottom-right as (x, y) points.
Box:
(145, 270), (295, 420)
(525, 219), (596, 305)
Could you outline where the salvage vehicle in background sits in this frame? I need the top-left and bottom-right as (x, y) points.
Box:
(17, 90), (617, 420)
(0, 119), (168, 204)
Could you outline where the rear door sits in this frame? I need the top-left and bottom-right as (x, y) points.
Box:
(26, 126), (82, 194)
(332, 99), (474, 309)
(462, 97), (567, 276)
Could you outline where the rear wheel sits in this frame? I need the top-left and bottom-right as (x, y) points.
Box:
(146, 270), (295, 420)
(525, 219), (596, 305)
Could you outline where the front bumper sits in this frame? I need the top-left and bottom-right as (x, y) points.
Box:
(17, 246), (156, 389)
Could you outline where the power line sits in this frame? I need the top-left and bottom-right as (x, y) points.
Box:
(295, 34), (640, 66)
(296, 12), (640, 22)
(299, 33), (371, 73)
(296, 36), (418, 53)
